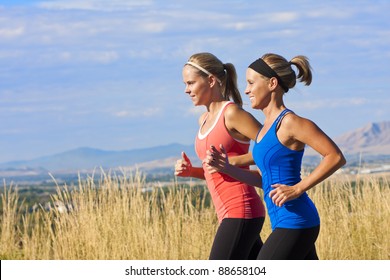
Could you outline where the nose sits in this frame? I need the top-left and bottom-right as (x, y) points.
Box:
(185, 84), (190, 94)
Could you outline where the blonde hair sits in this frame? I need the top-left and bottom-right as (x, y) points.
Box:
(187, 52), (243, 106)
(262, 53), (312, 91)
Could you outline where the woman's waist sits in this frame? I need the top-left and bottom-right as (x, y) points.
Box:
(214, 194), (265, 221)
(262, 176), (301, 193)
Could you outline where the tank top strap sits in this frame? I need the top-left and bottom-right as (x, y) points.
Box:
(198, 101), (234, 140)
(275, 108), (293, 126)
(222, 101), (234, 112)
(201, 101), (233, 127)
(216, 101), (234, 124)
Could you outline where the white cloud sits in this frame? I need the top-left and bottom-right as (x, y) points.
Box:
(113, 107), (161, 118)
(0, 50), (23, 59)
(37, 0), (154, 11)
(267, 28), (301, 38)
(222, 11), (299, 31)
(268, 12), (299, 23)
(114, 111), (131, 118)
(2, 105), (65, 114)
(187, 106), (205, 116)
(0, 26), (24, 39)
(0, 129), (24, 136)
(141, 21), (167, 33)
(288, 97), (380, 110)
(86, 51), (119, 64)
(305, 7), (354, 20)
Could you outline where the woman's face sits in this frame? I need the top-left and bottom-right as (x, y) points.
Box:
(182, 65), (210, 106)
(245, 68), (271, 110)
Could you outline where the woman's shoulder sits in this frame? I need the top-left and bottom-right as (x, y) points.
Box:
(224, 102), (252, 118)
(280, 111), (318, 135)
(224, 102), (262, 140)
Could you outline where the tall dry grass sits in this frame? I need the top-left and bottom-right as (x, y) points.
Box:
(0, 172), (389, 260)
(312, 174), (390, 260)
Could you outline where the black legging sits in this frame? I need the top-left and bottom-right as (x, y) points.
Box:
(209, 217), (265, 260)
(257, 225), (320, 260)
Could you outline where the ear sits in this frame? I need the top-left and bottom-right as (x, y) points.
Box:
(208, 75), (217, 88)
(268, 77), (278, 91)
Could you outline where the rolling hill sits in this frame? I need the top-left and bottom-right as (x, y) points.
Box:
(334, 121), (390, 155)
(1, 121), (389, 179)
(0, 143), (198, 175)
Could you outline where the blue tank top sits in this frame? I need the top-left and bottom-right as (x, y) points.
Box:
(253, 109), (320, 230)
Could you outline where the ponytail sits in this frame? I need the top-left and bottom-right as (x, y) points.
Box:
(223, 63), (243, 106)
(290, 56), (312, 86)
(260, 53), (313, 92)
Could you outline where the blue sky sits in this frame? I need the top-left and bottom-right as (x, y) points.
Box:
(1, 0), (389, 162)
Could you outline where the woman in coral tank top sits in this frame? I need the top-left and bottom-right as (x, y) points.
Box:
(174, 52), (266, 259)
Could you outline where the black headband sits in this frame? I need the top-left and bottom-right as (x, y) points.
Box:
(248, 58), (289, 93)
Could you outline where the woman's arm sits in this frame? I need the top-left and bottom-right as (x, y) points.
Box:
(270, 115), (346, 206)
(204, 145), (262, 188)
(223, 105), (261, 167)
(229, 152), (255, 166)
(174, 152), (205, 180)
(174, 150), (252, 180)
(174, 113), (208, 180)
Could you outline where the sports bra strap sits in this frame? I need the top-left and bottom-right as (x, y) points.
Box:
(275, 108), (293, 125)
(274, 108), (293, 132)
(255, 108), (293, 142)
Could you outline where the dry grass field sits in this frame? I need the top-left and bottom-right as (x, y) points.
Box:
(0, 171), (389, 260)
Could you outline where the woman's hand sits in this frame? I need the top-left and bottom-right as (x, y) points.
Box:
(204, 144), (229, 174)
(269, 184), (301, 207)
(174, 152), (193, 177)
(204, 144), (262, 188)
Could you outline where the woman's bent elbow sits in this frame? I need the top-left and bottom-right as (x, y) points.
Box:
(336, 152), (347, 169)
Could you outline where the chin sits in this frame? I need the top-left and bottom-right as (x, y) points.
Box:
(250, 102), (259, 109)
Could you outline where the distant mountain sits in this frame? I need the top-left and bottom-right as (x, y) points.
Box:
(334, 121), (390, 155)
(1, 121), (389, 179)
(0, 143), (197, 173)
(286, 121), (390, 168)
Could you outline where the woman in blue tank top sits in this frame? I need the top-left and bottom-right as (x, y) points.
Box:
(204, 53), (346, 259)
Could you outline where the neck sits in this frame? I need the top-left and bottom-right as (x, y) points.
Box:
(261, 94), (285, 122)
(206, 99), (228, 114)
(205, 90), (227, 113)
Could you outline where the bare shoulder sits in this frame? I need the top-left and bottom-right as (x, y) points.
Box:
(225, 103), (258, 123)
(224, 103), (262, 140)
(281, 112), (327, 144)
(224, 102), (242, 117)
(281, 112), (317, 132)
